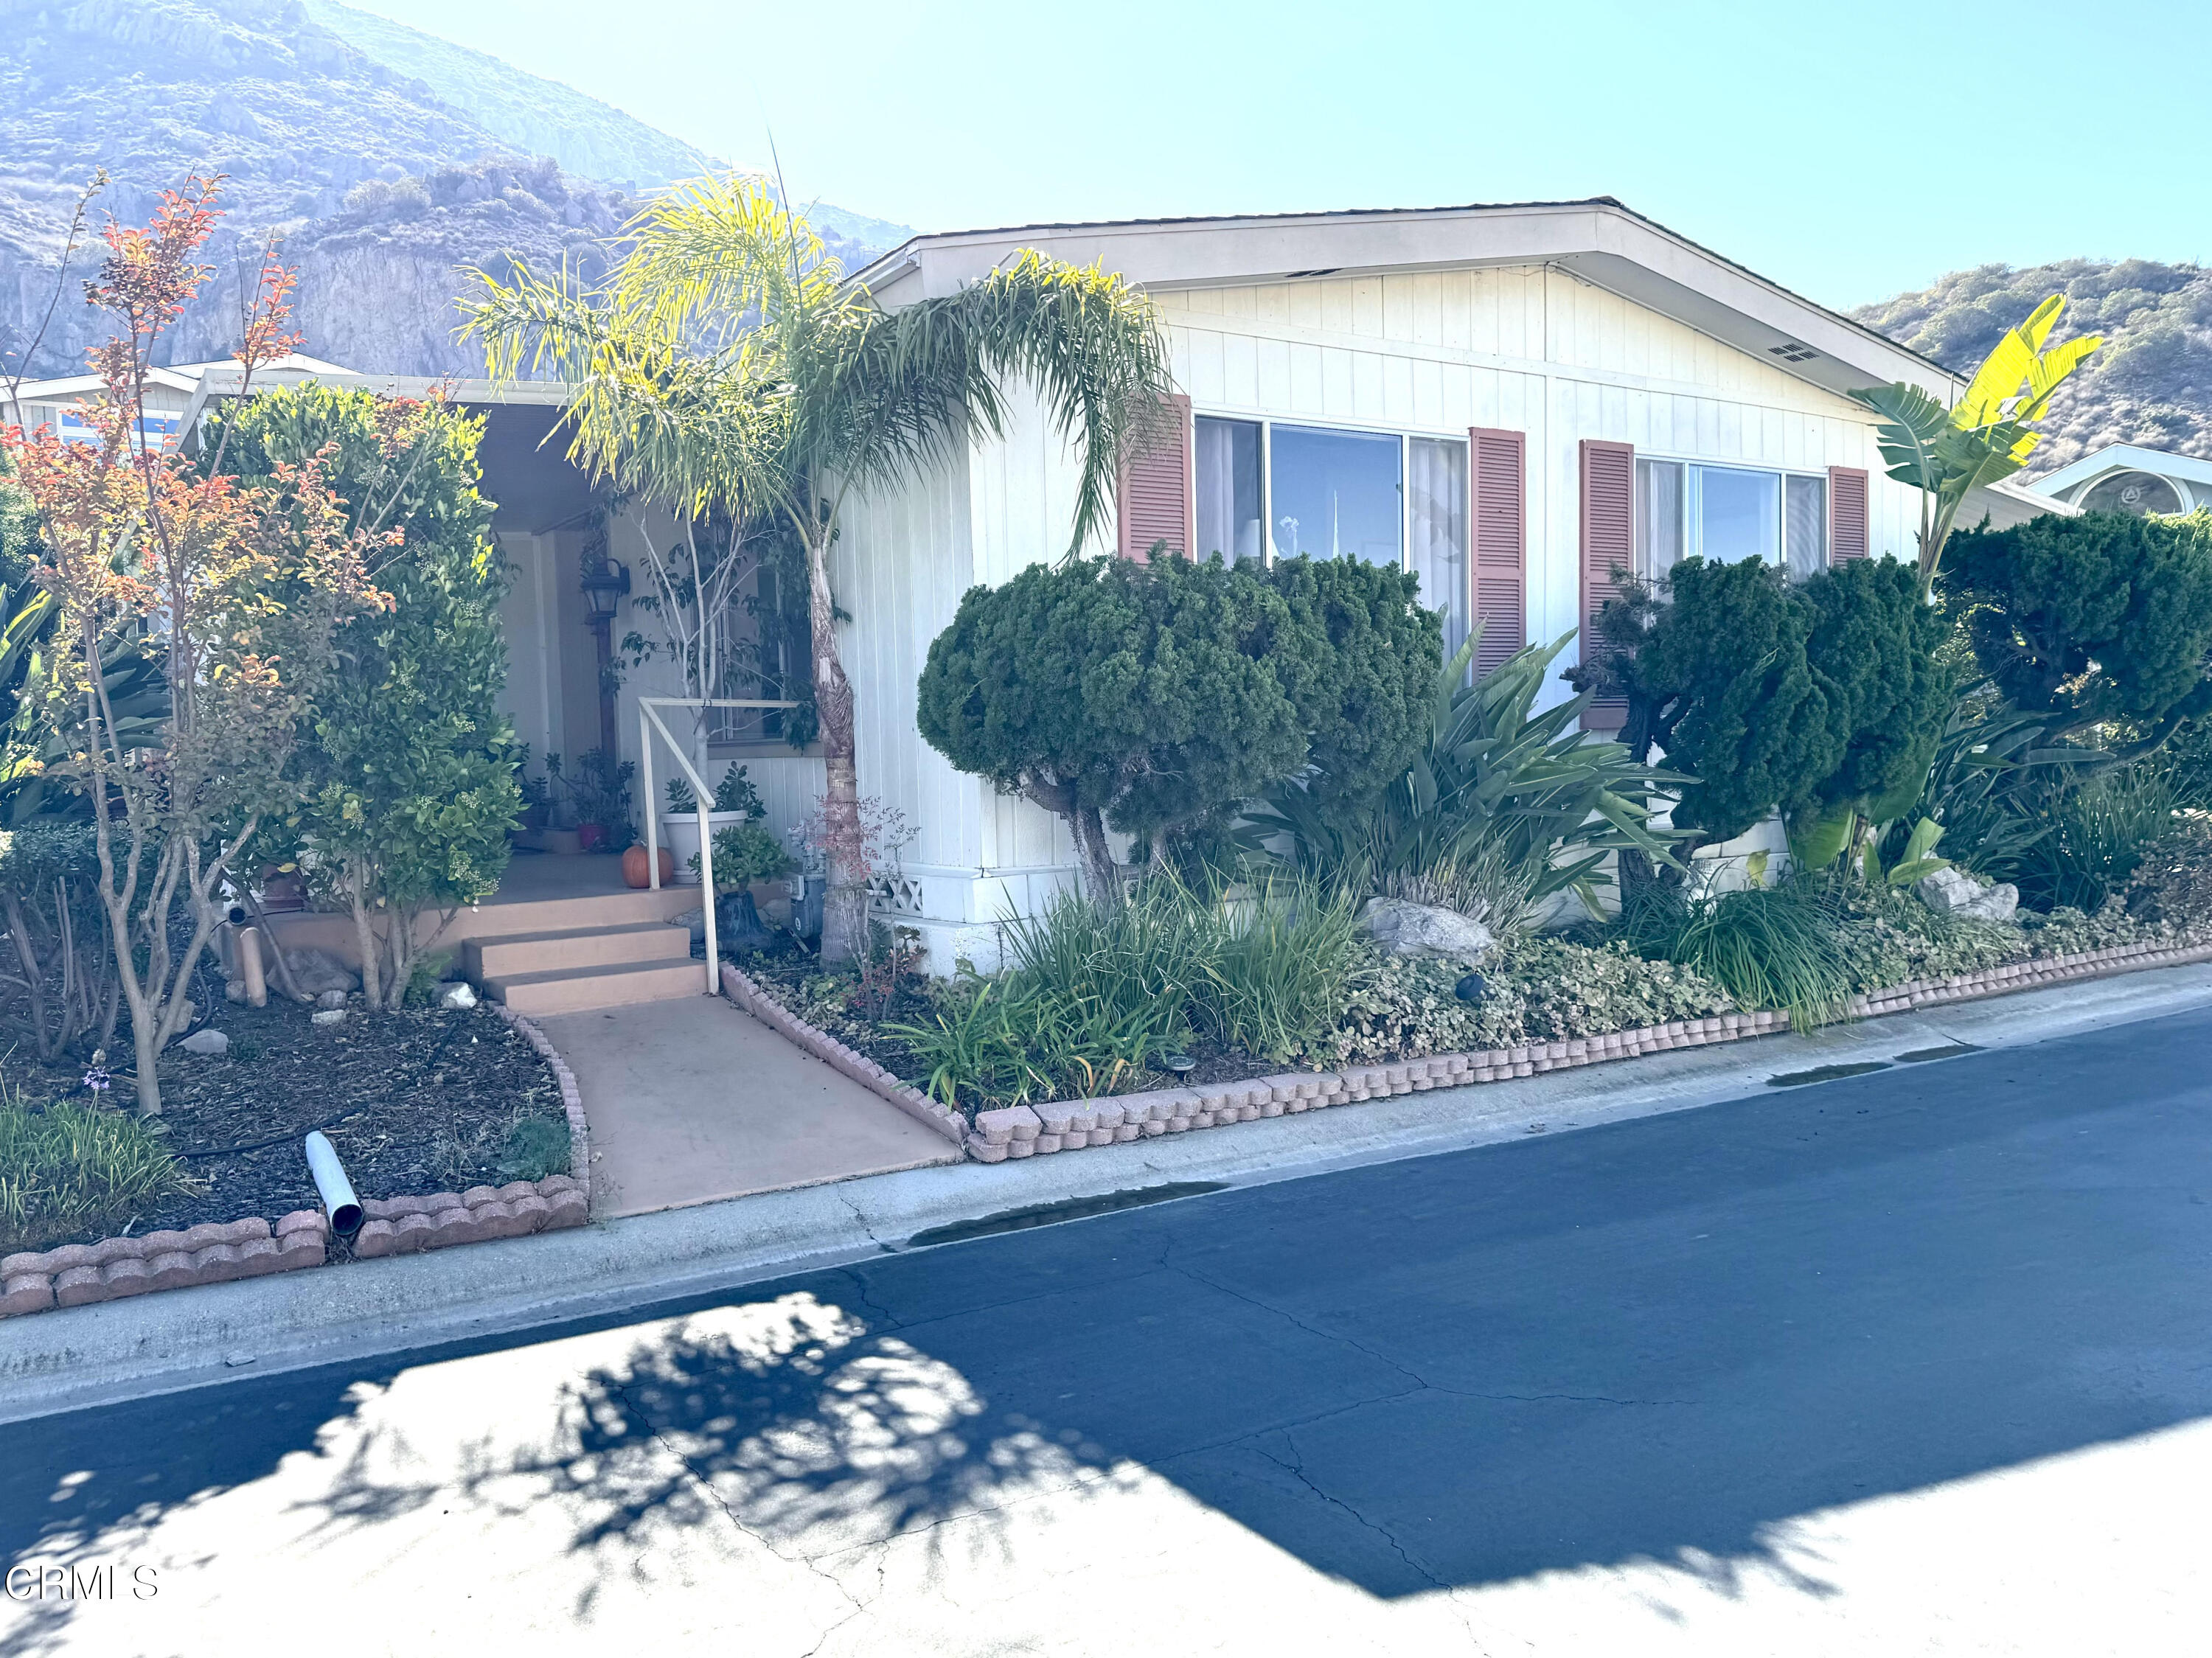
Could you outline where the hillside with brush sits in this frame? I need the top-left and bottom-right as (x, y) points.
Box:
(0, 0), (907, 380)
(1855, 259), (2212, 475)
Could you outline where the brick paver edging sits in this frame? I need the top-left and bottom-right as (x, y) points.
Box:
(723, 936), (2212, 1166)
(720, 962), (968, 1148)
(0, 1004), (594, 1320)
(962, 936), (2212, 1162)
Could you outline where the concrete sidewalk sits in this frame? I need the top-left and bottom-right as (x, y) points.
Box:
(536, 995), (960, 1218)
(9, 959), (2212, 1424)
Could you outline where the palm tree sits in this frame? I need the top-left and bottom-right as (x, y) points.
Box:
(462, 177), (1174, 961)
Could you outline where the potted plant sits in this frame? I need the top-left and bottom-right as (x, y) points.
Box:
(661, 763), (765, 886)
(565, 748), (635, 854)
(700, 818), (798, 953)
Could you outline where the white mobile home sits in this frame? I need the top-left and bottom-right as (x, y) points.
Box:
(824, 198), (2031, 969)
(6, 197), (2059, 997)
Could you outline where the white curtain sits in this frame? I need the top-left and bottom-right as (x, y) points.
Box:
(1194, 418), (1262, 561)
(1408, 437), (1468, 658)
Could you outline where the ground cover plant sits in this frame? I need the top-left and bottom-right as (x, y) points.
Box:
(0, 1090), (200, 1256)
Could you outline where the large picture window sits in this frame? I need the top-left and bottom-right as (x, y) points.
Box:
(1269, 424), (1402, 566)
(1636, 458), (1827, 581)
(1192, 415), (1471, 652)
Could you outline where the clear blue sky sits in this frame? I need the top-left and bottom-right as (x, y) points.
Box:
(348, 0), (2205, 310)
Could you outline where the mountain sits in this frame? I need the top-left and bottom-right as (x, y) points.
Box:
(0, 0), (910, 380)
(1854, 259), (2212, 476)
(299, 1), (911, 252)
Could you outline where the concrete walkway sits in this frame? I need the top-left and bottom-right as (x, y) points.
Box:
(535, 995), (959, 1218)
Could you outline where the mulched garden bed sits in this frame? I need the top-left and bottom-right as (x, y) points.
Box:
(10, 997), (569, 1251)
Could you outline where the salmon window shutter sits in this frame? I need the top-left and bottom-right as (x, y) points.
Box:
(1116, 393), (1194, 561)
(1828, 466), (1869, 564)
(1578, 439), (1635, 731)
(1468, 427), (1527, 678)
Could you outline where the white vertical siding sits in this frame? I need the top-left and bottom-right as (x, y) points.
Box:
(1162, 264), (1922, 695)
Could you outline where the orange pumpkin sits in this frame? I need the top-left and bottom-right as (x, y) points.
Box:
(622, 842), (675, 888)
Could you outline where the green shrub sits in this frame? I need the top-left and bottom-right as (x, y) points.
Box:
(1946, 509), (2212, 747)
(1574, 556), (1951, 860)
(1248, 631), (1682, 933)
(697, 820), (796, 888)
(0, 1098), (201, 1254)
(1198, 878), (1366, 1061)
(2020, 898), (2167, 955)
(2014, 764), (2177, 912)
(917, 552), (1438, 897)
(893, 870), (1364, 1112)
(888, 973), (1181, 1114)
(1621, 882), (1853, 1025)
(496, 1115), (571, 1181)
(1826, 882), (2020, 992)
(1001, 874), (1219, 1028)
(2127, 812), (2212, 930)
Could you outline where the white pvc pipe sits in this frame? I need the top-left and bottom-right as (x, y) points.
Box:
(237, 926), (268, 1009)
(304, 1130), (364, 1235)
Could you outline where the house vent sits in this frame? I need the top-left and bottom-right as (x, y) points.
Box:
(867, 873), (926, 916)
(1767, 341), (1818, 363)
(1281, 268), (1341, 279)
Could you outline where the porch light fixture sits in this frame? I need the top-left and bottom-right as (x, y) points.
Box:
(581, 557), (630, 621)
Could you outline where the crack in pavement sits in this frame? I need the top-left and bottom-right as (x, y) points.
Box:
(611, 1376), (875, 1655)
(838, 1189), (897, 1255)
(1257, 1426), (1448, 1592)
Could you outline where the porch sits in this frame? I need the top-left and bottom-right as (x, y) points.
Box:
(254, 850), (960, 1216)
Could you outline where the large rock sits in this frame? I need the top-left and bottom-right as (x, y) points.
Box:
(282, 947), (360, 997)
(1916, 865), (2020, 923)
(180, 1028), (229, 1056)
(1360, 898), (1495, 960)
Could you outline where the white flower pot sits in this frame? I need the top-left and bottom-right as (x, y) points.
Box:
(659, 810), (752, 885)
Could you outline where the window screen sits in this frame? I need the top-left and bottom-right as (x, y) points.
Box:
(1408, 436), (1468, 657)
(1785, 474), (1828, 580)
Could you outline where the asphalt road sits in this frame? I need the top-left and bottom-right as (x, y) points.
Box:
(7, 1006), (2212, 1656)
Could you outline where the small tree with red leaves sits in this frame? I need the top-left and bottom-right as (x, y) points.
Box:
(3, 176), (385, 1115)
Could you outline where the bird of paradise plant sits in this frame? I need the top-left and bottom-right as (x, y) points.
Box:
(1849, 295), (2102, 596)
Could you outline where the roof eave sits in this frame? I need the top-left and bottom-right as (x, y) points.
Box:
(847, 198), (1958, 400)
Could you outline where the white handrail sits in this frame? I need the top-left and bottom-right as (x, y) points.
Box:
(637, 697), (800, 992)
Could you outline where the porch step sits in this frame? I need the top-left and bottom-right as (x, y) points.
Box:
(463, 921), (693, 981)
(466, 885), (698, 937)
(482, 958), (709, 1017)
